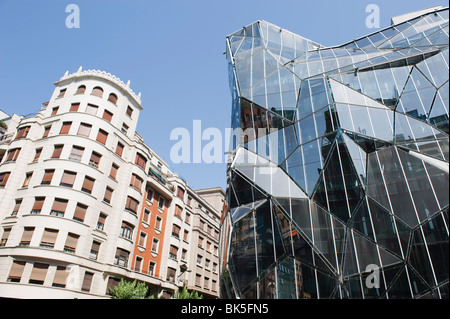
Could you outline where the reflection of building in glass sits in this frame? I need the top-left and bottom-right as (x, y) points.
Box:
(221, 6), (449, 299)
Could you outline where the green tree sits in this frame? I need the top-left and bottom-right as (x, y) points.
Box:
(173, 285), (203, 299)
(109, 278), (153, 299)
(0, 120), (7, 130)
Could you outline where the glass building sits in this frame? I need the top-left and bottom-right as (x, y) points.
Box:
(220, 7), (449, 299)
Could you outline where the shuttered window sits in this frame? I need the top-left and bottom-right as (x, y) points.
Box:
(73, 203), (87, 222)
(64, 233), (79, 253)
(60, 171), (76, 187)
(125, 196), (139, 214)
(8, 260), (26, 282)
(81, 176), (95, 194)
(51, 145), (63, 159)
(40, 228), (58, 249)
(41, 169), (54, 185)
(20, 227), (34, 246)
(59, 122), (72, 134)
(135, 153), (147, 170)
(77, 123), (92, 137)
(29, 263), (49, 285)
(96, 129), (108, 145)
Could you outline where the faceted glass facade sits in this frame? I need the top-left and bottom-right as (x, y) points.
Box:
(221, 8), (449, 299)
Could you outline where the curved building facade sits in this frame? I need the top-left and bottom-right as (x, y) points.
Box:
(221, 7), (449, 299)
(0, 69), (222, 298)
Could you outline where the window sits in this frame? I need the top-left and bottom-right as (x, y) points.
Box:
(158, 197), (165, 210)
(120, 221), (134, 240)
(20, 227), (34, 246)
(138, 231), (147, 247)
(108, 93), (118, 104)
(81, 272), (94, 292)
(121, 123), (129, 134)
(51, 106), (59, 116)
(166, 267), (176, 283)
(75, 85), (86, 95)
(64, 233), (79, 254)
(155, 216), (162, 230)
(97, 213), (107, 230)
(29, 263), (49, 285)
(15, 126), (30, 139)
(91, 86), (103, 98)
(134, 256), (143, 272)
(73, 203), (87, 222)
(181, 249), (187, 261)
(53, 266), (68, 288)
(96, 129), (108, 145)
(174, 205), (183, 219)
(33, 148), (42, 162)
(146, 187), (154, 202)
(130, 173), (143, 191)
(89, 152), (102, 168)
(57, 88), (66, 98)
(81, 176), (95, 194)
(42, 126), (51, 138)
(106, 277), (120, 296)
(109, 163), (119, 180)
(148, 262), (156, 276)
(185, 212), (191, 224)
(31, 197), (45, 214)
(206, 241), (211, 252)
(22, 172), (33, 188)
(59, 121), (72, 134)
(125, 196), (139, 214)
(126, 106), (133, 117)
(8, 260), (26, 282)
(151, 238), (159, 253)
(85, 104), (98, 115)
(198, 236), (204, 249)
(143, 209), (150, 224)
(172, 224), (181, 239)
(205, 259), (210, 270)
(12, 198), (22, 216)
(89, 241), (100, 260)
(115, 142), (124, 157)
(51, 144), (63, 159)
(102, 109), (113, 122)
(69, 103), (80, 112)
(195, 274), (201, 287)
(197, 254), (202, 266)
(204, 277), (210, 290)
(187, 196), (192, 207)
(176, 186), (185, 199)
(0, 172), (11, 187)
(6, 148), (21, 162)
(69, 146), (84, 161)
(169, 245), (178, 260)
(77, 123), (92, 137)
(50, 198), (68, 217)
(183, 230), (189, 242)
(40, 228), (58, 249)
(1, 228), (11, 246)
(135, 153), (147, 170)
(41, 169), (55, 185)
(60, 171), (76, 188)
(114, 248), (129, 267)
(103, 187), (113, 204)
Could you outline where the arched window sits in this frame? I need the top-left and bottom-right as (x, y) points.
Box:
(75, 85), (86, 95)
(108, 93), (118, 105)
(91, 86), (103, 98)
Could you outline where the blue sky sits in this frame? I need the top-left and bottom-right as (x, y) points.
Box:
(0, 0), (445, 191)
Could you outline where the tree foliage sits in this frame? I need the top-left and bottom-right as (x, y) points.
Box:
(173, 285), (203, 299)
(109, 278), (152, 299)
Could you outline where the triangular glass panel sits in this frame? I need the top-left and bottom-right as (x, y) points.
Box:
(396, 67), (435, 121)
(290, 198), (312, 242)
(342, 133), (367, 184)
(394, 112), (446, 143)
(254, 200), (278, 274)
(309, 202), (338, 273)
(420, 212), (449, 285)
(230, 199), (266, 224)
(317, 271), (339, 299)
(281, 145), (306, 193)
(368, 197), (411, 259)
(408, 227), (436, 287)
(272, 201), (294, 255)
(342, 230), (360, 277)
(429, 81), (449, 134)
(229, 211), (257, 293)
(349, 199), (375, 241)
(416, 49), (449, 89)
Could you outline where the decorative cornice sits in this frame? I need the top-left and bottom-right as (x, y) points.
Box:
(56, 67), (142, 105)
